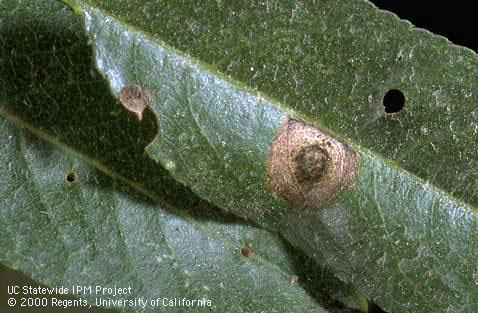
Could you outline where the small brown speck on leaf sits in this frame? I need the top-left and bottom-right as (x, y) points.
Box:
(241, 244), (253, 258)
(290, 275), (300, 284)
(425, 270), (433, 279)
(118, 84), (152, 121)
(267, 119), (358, 210)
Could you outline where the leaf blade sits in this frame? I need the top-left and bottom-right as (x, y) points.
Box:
(75, 0), (478, 207)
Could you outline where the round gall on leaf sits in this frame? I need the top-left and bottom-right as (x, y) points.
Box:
(267, 119), (358, 210)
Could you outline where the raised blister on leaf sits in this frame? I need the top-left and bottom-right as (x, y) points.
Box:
(268, 119), (358, 210)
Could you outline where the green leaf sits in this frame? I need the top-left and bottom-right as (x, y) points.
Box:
(0, 117), (334, 313)
(64, 1), (478, 313)
(0, 1), (366, 312)
(68, 0), (478, 208)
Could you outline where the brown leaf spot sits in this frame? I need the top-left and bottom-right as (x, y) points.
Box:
(241, 244), (253, 258)
(425, 270), (433, 279)
(290, 275), (300, 284)
(267, 119), (358, 210)
(118, 84), (151, 121)
(292, 144), (330, 183)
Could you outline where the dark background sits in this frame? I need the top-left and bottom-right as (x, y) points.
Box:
(370, 1), (476, 52)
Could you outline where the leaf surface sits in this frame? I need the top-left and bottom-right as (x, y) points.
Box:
(0, 116), (336, 313)
(65, 1), (478, 313)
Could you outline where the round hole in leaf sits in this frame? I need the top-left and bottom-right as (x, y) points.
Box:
(383, 89), (405, 113)
(66, 171), (78, 183)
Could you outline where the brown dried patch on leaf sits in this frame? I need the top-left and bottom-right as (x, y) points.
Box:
(267, 119), (358, 210)
(241, 243), (253, 258)
(118, 85), (151, 121)
(290, 275), (300, 284)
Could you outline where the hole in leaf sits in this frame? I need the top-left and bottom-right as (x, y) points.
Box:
(241, 244), (252, 258)
(383, 89), (405, 114)
(369, 1), (477, 53)
(66, 171), (78, 183)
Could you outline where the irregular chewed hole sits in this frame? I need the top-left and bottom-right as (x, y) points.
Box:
(241, 244), (252, 258)
(293, 144), (330, 184)
(383, 89), (405, 113)
(66, 171), (78, 183)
